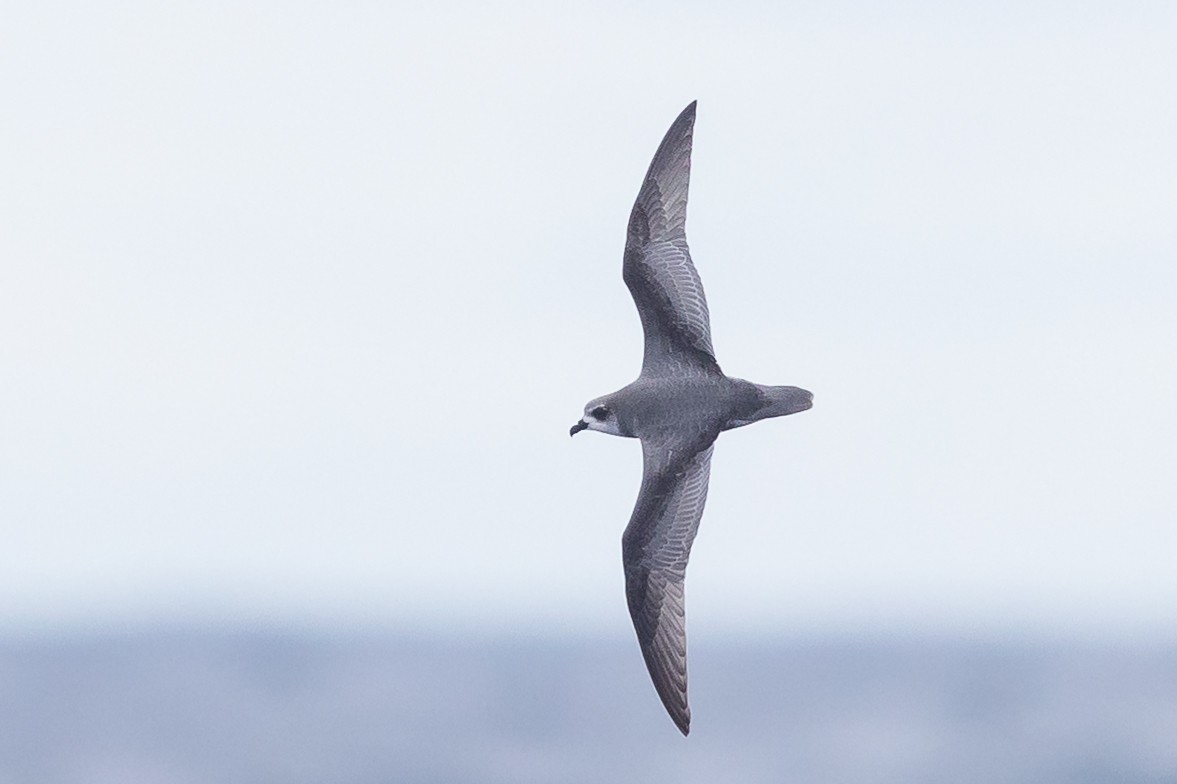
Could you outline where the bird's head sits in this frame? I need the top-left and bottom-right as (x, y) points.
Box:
(570, 397), (625, 437)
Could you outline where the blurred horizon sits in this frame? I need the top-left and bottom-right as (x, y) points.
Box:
(7, 606), (1177, 649)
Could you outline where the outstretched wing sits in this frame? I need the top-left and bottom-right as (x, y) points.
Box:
(621, 430), (717, 735)
(623, 101), (720, 377)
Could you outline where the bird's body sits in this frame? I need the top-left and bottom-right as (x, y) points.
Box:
(589, 374), (807, 438)
(570, 101), (812, 735)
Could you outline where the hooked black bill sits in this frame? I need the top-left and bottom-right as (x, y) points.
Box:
(569, 420), (589, 437)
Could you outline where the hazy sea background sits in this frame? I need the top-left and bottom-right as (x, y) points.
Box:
(4, 627), (1177, 784)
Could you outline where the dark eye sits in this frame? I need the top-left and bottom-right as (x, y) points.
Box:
(590, 406), (609, 421)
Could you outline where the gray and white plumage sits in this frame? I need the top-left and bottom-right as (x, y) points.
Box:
(571, 101), (813, 736)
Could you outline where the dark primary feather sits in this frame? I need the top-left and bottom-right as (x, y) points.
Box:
(623, 101), (719, 377)
(622, 431), (717, 736)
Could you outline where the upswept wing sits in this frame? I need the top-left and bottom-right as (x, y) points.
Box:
(623, 101), (719, 377)
(621, 429), (717, 735)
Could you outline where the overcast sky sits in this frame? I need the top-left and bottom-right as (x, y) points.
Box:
(2, 1), (1175, 638)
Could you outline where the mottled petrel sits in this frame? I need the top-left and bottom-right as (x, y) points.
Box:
(570, 102), (813, 735)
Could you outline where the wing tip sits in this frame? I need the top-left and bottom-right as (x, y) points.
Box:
(642, 640), (693, 736)
(653, 101), (698, 165)
(674, 100), (697, 136)
(661, 688), (692, 736)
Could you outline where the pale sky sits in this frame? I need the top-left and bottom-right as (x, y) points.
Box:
(2, 1), (1175, 638)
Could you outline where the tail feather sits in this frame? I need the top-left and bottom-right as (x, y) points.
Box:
(755, 385), (813, 419)
(723, 384), (812, 430)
